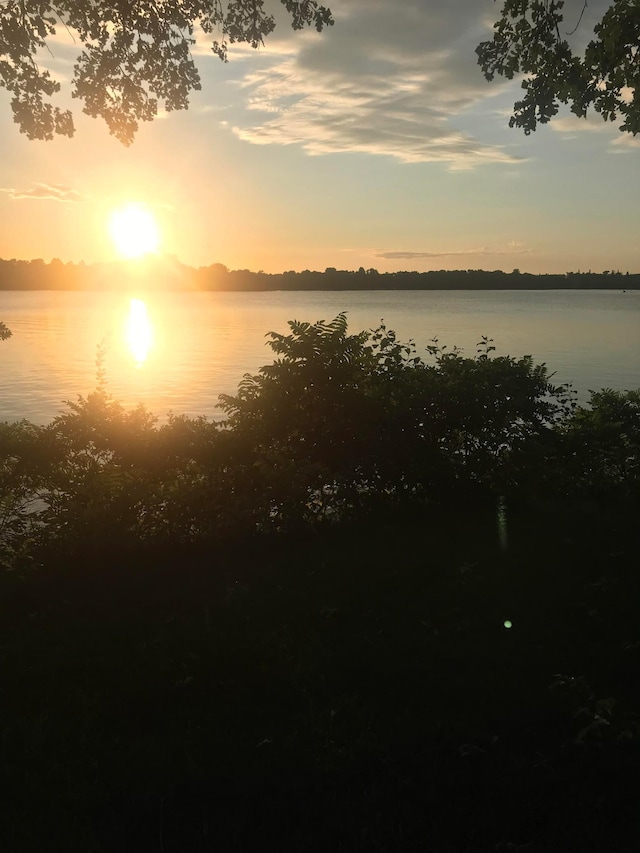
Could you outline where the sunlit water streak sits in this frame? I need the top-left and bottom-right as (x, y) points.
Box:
(125, 298), (153, 365)
(1, 289), (639, 424)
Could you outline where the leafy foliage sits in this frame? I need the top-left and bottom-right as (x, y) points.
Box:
(0, 321), (11, 340)
(558, 388), (640, 500)
(220, 314), (575, 519)
(0, 0), (333, 144)
(477, 0), (640, 134)
(1, 315), (637, 565)
(0, 419), (46, 568)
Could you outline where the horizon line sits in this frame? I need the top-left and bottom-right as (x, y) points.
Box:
(0, 257), (637, 277)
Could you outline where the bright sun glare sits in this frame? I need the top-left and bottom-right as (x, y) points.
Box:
(109, 203), (160, 259)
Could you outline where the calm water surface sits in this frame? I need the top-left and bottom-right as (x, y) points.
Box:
(1, 289), (639, 424)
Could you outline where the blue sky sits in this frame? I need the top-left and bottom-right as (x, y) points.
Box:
(0, 0), (637, 273)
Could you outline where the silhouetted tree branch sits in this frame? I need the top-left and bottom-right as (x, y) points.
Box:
(0, 1), (333, 144)
(477, 0), (639, 134)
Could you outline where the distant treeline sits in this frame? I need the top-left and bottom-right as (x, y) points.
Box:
(0, 257), (638, 291)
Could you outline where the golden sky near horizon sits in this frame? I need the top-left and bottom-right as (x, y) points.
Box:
(0, 0), (638, 275)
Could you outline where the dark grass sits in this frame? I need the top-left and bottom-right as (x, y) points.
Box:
(2, 506), (640, 852)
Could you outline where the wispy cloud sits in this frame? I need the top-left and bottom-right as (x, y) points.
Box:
(224, 0), (522, 169)
(551, 112), (640, 152)
(551, 116), (609, 134)
(2, 183), (84, 202)
(377, 247), (532, 260)
(610, 133), (640, 153)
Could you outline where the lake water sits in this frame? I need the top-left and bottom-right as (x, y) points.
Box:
(1, 289), (639, 424)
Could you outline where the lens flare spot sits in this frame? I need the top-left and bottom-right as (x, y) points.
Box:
(503, 620), (513, 629)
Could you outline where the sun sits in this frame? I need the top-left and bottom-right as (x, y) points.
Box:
(109, 203), (160, 259)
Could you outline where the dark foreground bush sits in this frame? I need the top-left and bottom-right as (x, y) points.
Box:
(7, 313), (639, 565)
(2, 316), (640, 850)
(2, 509), (640, 852)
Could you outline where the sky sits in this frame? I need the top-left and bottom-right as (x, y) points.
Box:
(0, 0), (638, 275)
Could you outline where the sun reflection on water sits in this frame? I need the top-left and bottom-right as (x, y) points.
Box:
(125, 298), (153, 365)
